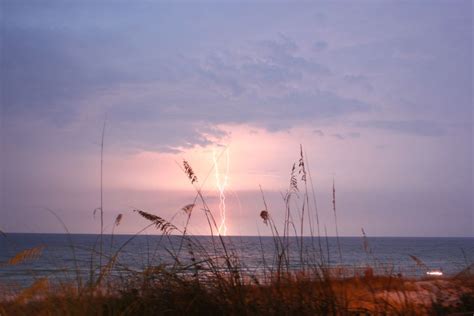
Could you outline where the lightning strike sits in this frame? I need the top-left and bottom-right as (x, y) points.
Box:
(213, 148), (230, 236)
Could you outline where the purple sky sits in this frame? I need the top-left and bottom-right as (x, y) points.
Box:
(1, 1), (472, 236)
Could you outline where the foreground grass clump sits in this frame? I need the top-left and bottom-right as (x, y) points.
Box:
(1, 272), (473, 315)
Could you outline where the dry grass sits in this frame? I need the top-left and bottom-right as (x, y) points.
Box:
(1, 272), (472, 315)
(2, 246), (44, 266)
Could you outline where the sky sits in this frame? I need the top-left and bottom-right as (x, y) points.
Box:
(1, 0), (472, 237)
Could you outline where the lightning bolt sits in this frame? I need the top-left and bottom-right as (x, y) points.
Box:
(213, 147), (230, 236)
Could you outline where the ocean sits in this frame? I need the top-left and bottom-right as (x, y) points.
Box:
(1, 233), (472, 288)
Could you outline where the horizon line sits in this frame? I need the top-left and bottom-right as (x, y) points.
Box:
(3, 232), (473, 238)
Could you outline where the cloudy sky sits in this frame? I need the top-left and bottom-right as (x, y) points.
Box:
(1, 1), (472, 237)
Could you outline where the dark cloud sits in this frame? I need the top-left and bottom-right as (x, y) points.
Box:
(2, 26), (92, 122)
(1, 24), (165, 125)
(313, 129), (324, 136)
(254, 35), (330, 77)
(1, 22), (194, 123)
(261, 91), (371, 121)
(347, 132), (361, 138)
(357, 120), (445, 137)
(1, 23), (371, 153)
(197, 36), (330, 96)
(257, 33), (298, 54)
(105, 120), (230, 154)
(109, 87), (372, 132)
(343, 74), (374, 92)
(331, 132), (360, 140)
(313, 41), (328, 52)
(3, 21), (355, 152)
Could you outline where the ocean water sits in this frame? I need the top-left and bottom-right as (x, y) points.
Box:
(0, 233), (472, 287)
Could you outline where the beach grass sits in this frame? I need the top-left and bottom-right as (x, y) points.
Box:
(1, 148), (472, 315)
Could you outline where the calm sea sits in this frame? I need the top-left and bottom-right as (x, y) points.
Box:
(1, 234), (472, 287)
